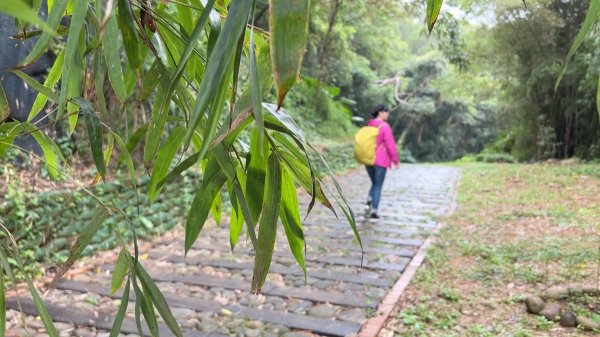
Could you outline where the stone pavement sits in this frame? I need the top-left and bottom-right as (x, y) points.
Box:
(6, 164), (459, 337)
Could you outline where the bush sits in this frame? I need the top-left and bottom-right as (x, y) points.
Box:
(475, 153), (516, 163)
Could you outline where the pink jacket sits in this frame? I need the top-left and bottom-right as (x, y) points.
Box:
(368, 119), (399, 168)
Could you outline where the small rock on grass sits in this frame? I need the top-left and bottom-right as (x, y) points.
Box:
(539, 303), (562, 321)
(524, 295), (545, 314)
(559, 311), (577, 328)
(576, 316), (600, 331)
(542, 286), (568, 300)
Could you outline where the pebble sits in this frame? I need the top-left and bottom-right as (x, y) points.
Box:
(307, 304), (337, 318)
(559, 311), (577, 327)
(338, 308), (367, 322)
(539, 302), (562, 321)
(524, 295), (545, 314)
(576, 316), (600, 330)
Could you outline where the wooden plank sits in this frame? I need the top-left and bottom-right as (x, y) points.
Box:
(5, 296), (219, 337)
(123, 256), (377, 308)
(55, 281), (361, 336)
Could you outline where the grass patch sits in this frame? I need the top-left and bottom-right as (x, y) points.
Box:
(384, 162), (600, 336)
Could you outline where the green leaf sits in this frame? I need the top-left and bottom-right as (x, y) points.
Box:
(277, 148), (333, 212)
(0, 81), (8, 123)
(56, 207), (109, 281)
(93, 49), (108, 115)
(251, 153), (282, 294)
(68, 28), (86, 132)
(246, 127), (268, 223)
(28, 49), (65, 122)
(269, 0), (310, 108)
(0, 123), (22, 157)
(15, 256), (59, 337)
(73, 97), (106, 179)
(185, 169), (227, 253)
(0, 0), (52, 47)
(279, 164), (306, 276)
(111, 132), (137, 189)
(426, 0), (444, 34)
(263, 103), (306, 144)
(11, 69), (60, 105)
(249, 30), (264, 149)
(228, 170), (245, 250)
(143, 81), (169, 165)
(29, 128), (60, 180)
(555, 0), (600, 91)
(55, 0), (86, 119)
(20, 0), (68, 66)
(103, 15), (128, 102)
(148, 126), (186, 202)
(597, 74), (600, 119)
(131, 276), (159, 337)
(111, 250), (129, 295)
(109, 278), (130, 337)
(184, 0), (253, 148)
(162, 0), (216, 112)
(135, 262), (183, 337)
(118, 0), (142, 74)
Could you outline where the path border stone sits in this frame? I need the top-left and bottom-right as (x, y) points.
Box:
(358, 174), (460, 337)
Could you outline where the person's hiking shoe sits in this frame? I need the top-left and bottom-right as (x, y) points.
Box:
(368, 213), (380, 222)
(364, 201), (371, 213)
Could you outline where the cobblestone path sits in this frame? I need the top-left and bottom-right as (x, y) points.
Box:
(7, 164), (459, 337)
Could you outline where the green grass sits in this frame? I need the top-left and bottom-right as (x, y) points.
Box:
(385, 162), (600, 336)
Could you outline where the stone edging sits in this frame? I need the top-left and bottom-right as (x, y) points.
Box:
(358, 170), (460, 337)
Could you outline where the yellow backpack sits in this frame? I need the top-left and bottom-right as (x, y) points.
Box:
(354, 125), (381, 165)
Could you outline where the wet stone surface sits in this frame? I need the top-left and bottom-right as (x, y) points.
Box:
(7, 165), (459, 336)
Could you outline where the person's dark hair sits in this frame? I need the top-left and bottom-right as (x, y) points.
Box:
(371, 104), (387, 118)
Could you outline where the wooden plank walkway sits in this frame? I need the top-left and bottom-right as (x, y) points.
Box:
(6, 164), (459, 337)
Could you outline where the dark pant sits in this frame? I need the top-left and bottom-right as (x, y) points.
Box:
(366, 165), (387, 212)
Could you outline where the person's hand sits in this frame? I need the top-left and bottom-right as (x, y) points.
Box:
(393, 163), (400, 169)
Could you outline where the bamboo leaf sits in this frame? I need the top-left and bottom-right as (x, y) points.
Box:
(162, 0), (216, 111)
(0, 123), (22, 157)
(73, 97), (106, 179)
(111, 250), (129, 295)
(309, 145), (362, 249)
(249, 31), (264, 149)
(131, 276), (159, 337)
(112, 131), (137, 189)
(184, 0), (253, 149)
(555, 0), (600, 91)
(597, 74), (599, 118)
(251, 153), (282, 294)
(117, 0), (142, 74)
(103, 15), (128, 102)
(246, 127), (268, 223)
(53, 207), (109, 284)
(11, 69), (60, 104)
(0, 0), (51, 32)
(148, 126), (186, 202)
(263, 103), (306, 144)
(143, 81), (169, 165)
(93, 49), (108, 115)
(10, 251), (59, 337)
(0, 82), (8, 123)
(426, 0), (444, 34)
(55, 0), (86, 118)
(109, 278), (130, 337)
(18, 0), (69, 67)
(68, 29), (86, 131)
(29, 128), (60, 180)
(28, 49), (65, 122)
(279, 164), (306, 275)
(185, 170), (227, 253)
(269, 0), (309, 108)
(135, 263), (183, 337)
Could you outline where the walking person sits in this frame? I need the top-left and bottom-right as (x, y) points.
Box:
(362, 105), (399, 221)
